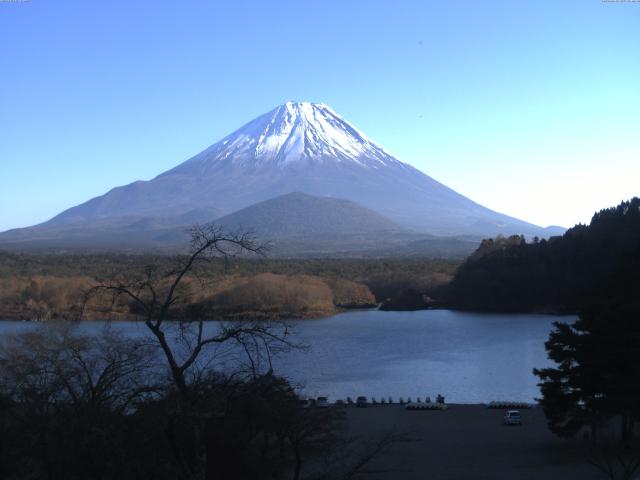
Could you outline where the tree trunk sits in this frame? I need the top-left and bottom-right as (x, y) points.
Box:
(147, 322), (189, 399)
(292, 443), (302, 480)
(278, 433), (285, 460)
(621, 413), (632, 445)
(261, 431), (269, 459)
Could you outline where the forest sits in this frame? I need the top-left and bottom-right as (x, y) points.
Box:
(446, 198), (640, 313)
(0, 252), (457, 321)
(3, 198), (640, 320)
(0, 226), (408, 480)
(1, 202), (640, 479)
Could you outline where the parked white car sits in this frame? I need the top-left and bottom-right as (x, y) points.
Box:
(316, 396), (330, 408)
(504, 410), (522, 425)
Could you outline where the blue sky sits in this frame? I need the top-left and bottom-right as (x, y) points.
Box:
(1, 0), (638, 231)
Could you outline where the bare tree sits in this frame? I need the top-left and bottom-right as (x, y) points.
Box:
(0, 323), (156, 414)
(588, 438), (640, 480)
(85, 224), (294, 402)
(0, 323), (160, 480)
(314, 430), (410, 480)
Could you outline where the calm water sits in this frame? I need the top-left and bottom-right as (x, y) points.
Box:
(0, 310), (573, 403)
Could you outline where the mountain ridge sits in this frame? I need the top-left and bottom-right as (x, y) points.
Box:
(214, 192), (404, 237)
(1, 101), (565, 251)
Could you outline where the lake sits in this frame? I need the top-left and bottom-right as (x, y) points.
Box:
(0, 309), (573, 404)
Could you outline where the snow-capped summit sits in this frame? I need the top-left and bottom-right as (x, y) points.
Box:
(169, 101), (405, 174)
(7, 101), (563, 244)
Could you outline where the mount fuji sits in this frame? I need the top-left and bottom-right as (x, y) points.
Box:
(0, 101), (563, 253)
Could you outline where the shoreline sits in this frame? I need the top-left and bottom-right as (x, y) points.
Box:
(0, 305), (580, 323)
(1, 313), (555, 407)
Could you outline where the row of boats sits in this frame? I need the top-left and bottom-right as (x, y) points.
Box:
(303, 397), (535, 409)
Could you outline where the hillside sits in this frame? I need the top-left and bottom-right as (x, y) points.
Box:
(446, 198), (640, 312)
(0, 101), (563, 254)
(214, 192), (402, 237)
(0, 192), (481, 258)
(0, 252), (459, 318)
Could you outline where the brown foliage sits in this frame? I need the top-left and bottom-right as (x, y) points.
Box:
(469, 234), (526, 261)
(205, 273), (336, 319)
(324, 277), (376, 307)
(0, 272), (379, 321)
(0, 276), (94, 320)
(3, 242), (466, 322)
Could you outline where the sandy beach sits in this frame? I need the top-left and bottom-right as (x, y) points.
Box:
(343, 404), (604, 480)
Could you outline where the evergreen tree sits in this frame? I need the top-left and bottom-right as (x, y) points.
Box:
(534, 303), (640, 443)
(449, 197), (640, 312)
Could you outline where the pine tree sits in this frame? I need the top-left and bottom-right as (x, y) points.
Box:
(534, 304), (640, 443)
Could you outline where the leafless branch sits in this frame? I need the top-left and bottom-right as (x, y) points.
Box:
(82, 224), (291, 403)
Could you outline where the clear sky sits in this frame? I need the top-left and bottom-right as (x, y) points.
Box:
(1, 0), (638, 232)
